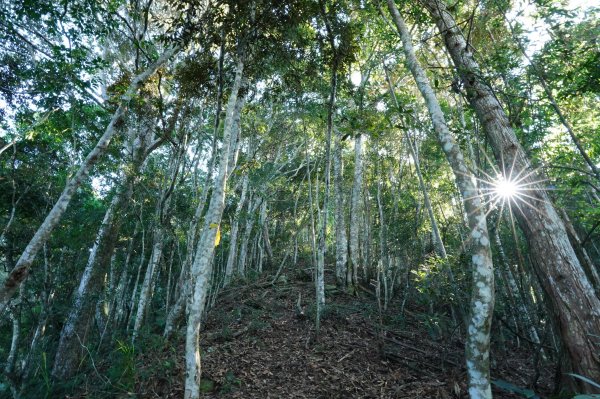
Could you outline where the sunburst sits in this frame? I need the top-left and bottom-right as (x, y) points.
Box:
(456, 149), (553, 232)
(492, 175), (519, 200)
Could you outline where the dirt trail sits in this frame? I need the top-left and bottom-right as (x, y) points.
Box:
(139, 278), (553, 398)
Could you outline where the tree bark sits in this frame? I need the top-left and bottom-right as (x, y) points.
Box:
(333, 128), (348, 286)
(184, 57), (244, 399)
(260, 201), (273, 265)
(305, 136), (319, 278)
(131, 230), (166, 340)
(349, 134), (364, 289)
(5, 308), (20, 375)
(52, 191), (123, 379)
(224, 174), (249, 285)
(53, 103), (169, 377)
(409, 135), (447, 258)
(376, 164), (390, 309)
(422, 0), (600, 390)
(238, 196), (262, 277)
(132, 137), (188, 340)
(385, 3), (496, 396)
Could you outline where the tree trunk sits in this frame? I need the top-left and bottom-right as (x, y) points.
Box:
(0, 47), (178, 312)
(131, 230), (166, 340)
(423, 0), (600, 390)
(238, 196), (261, 277)
(333, 128), (348, 287)
(349, 134), (364, 290)
(409, 134), (447, 259)
(493, 227), (541, 345)
(316, 76), (334, 331)
(127, 225), (147, 331)
(305, 137), (319, 277)
(52, 184), (128, 379)
(224, 174), (249, 285)
(376, 164), (390, 310)
(260, 201), (273, 265)
(5, 308), (20, 375)
(184, 58), (244, 399)
(315, 0), (340, 333)
(385, 3), (496, 395)
(362, 183), (372, 280)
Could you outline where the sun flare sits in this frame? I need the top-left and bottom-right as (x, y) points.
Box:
(493, 176), (519, 200)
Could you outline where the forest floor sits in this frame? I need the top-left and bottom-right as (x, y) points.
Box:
(129, 273), (556, 399)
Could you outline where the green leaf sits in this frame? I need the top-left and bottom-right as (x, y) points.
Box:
(567, 373), (600, 390)
(492, 380), (539, 398)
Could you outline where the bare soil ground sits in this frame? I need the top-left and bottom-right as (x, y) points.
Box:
(135, 277), (555, 398)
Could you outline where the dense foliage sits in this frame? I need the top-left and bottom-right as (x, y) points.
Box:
(0, 0), (598, 397)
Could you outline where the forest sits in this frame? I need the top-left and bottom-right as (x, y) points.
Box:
(0, 0), (599, 397)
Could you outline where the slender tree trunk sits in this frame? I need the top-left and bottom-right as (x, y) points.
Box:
(132, 231), (166, 340)
(131, 138), (188, 340)
(305, 137), (319, 277)
(224, 174), (249, 285)
(127, 221), (147, 331)
(316, 75), (335, 331)
(5, 308), (20, 375)
(385, 3), (496, 396)
(238, 196), (261, 277)
(164, 241), (177, 319)
(292, 187), (301, 265)
(52, 185), (128, 379)
(493, 227), (541, 345)
(362, 183), (372, 280)
(333, 128), (348, 287)
(256, 234), (264, 274)
(423, 0), (600, 389)
(409, 134), (447, 258)
(184, 58), (244, 399)
(0, 47), (178, 312)
(376, 165), (390, 310)
(315, 0), (340, 333)
(349, 134), (364, 290)
(237, 210), (251, 278)
(260, 201), (273, 265)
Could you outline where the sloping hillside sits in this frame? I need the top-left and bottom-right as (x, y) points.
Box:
(130, 276), (555, 399)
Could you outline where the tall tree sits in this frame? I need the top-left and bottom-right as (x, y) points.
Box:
(422, 0), (600, 390)
(385, 2), (496, 396)
(0, 47), (179, 313)
(184, 56), (245, 399)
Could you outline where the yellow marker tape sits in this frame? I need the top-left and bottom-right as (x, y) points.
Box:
(214, 227), (221, 247)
